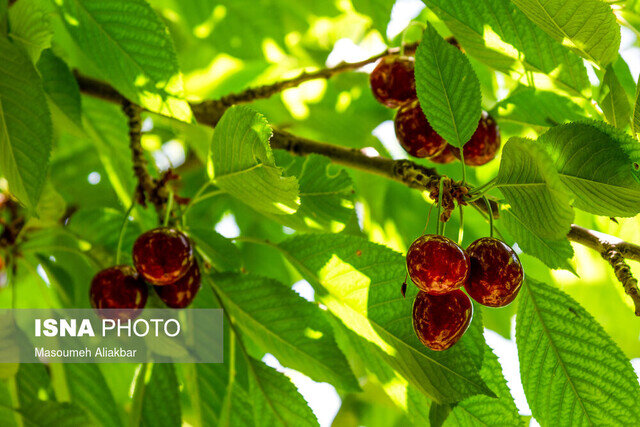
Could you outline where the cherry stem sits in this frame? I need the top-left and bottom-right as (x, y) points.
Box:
(182, 181), (213, 223)
(115, 199), (136, 265)
(400, 21), (426, 56)
(482, 196), (494, 238)
(436, 177), (445, 235)
(163, 190), (174, 227)
(421, 203), (434, 235)
(458, 204), (464, 246)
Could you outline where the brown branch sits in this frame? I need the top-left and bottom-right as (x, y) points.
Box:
(271, 130), (484, 214)
(122, 100), (169, 215)
(603, 247), (640, 315)
(209, 42), (419, 108)
(567, 225), (640, 263)
(75, 70), (640, 307)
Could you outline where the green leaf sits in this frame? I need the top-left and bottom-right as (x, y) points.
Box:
(16, 363), (52, 407)
(415, 23), (481, 148)
(82, 97), (135, 206)
(633, 75), (640, 140)
(496, 137), (574, 239)
(516, 279), (640, 424)
(538, 121), (640, 217)
(19, 401), (91, 427)
(67, 207), (142, 259)
(424, 0), (590, 97)
(37, 49), (82, 128)
(141, 364), (181, 427)
(191, 363), (253, 427)
(8, 0), (52, 62)
(65, 364), (122, 427)
(430, 402), (453, 427)
(0, 0), (7, 35)
(211, 272), (359, 391)
(448, 344), (524, 426)
(189, 228), (241, 271)
(601, 65), (631, 129)
(272, 153), (354, 232)
(247, 356), (318, 427)
(491, 87), (587, 127)
(209, 106), (299, 215)
(278, 234), (493, 403)
(54, 0), (192, 122)
(0, 36), (52, 210)
(500, 207), (575, 273)
(511, 0), (619, 67)
(351, 0), (394, 36)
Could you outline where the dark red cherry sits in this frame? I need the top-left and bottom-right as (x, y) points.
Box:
(453, 112), (500, 166)
(370, 56), (416, 108)
(429, 144), (457, 164)
(464, 237), (523, 307)
(154, 260), (201, 308)
(406, 235), (470, 294)
(90, 266), (148, 319)
(395, 100), (447, 158)
(133, 228), (194, 286)
(413, 290), (472, 351)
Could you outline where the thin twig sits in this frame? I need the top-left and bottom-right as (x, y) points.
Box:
(209, 42), (419, 107)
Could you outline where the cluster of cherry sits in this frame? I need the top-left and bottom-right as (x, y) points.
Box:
(369, 39), (500, 165)
(407, 235), (523, 351)
(90, 228), (201, 318)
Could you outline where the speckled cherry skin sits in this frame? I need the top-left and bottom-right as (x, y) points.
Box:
(406, 235), (470, 294)
(453, 112), (500, 166)
(370, 56), (416, 108)
(413, 290), (472, 351)
(429, 144), (457, 164)
(154, 260), (201, 308)
(133, 228), (194, 286)
(395, 100), (448, 158)
(90, 266), (148, 319)
(464, 237), (523, 307)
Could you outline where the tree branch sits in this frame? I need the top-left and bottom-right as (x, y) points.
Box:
(75, 64), (640, 314)
(122, 100), (171, 215)
(206, 42), (418, 107)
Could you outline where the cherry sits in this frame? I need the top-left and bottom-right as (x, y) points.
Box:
(406, 235), (470, 294)
(154, 261), (201, 309)
(133, 227), (194, 286)
(429, 144), (457, 164)
(452, 112), (500, 166)
(370, 56), (416, 108)
(464, 237), (523, 307)
(395, 100), (447, 158)
(90, 266), (148, 319)
(413, 290), (472, 351)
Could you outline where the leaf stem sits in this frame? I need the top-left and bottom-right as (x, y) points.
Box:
(460, 149), (467, 184)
